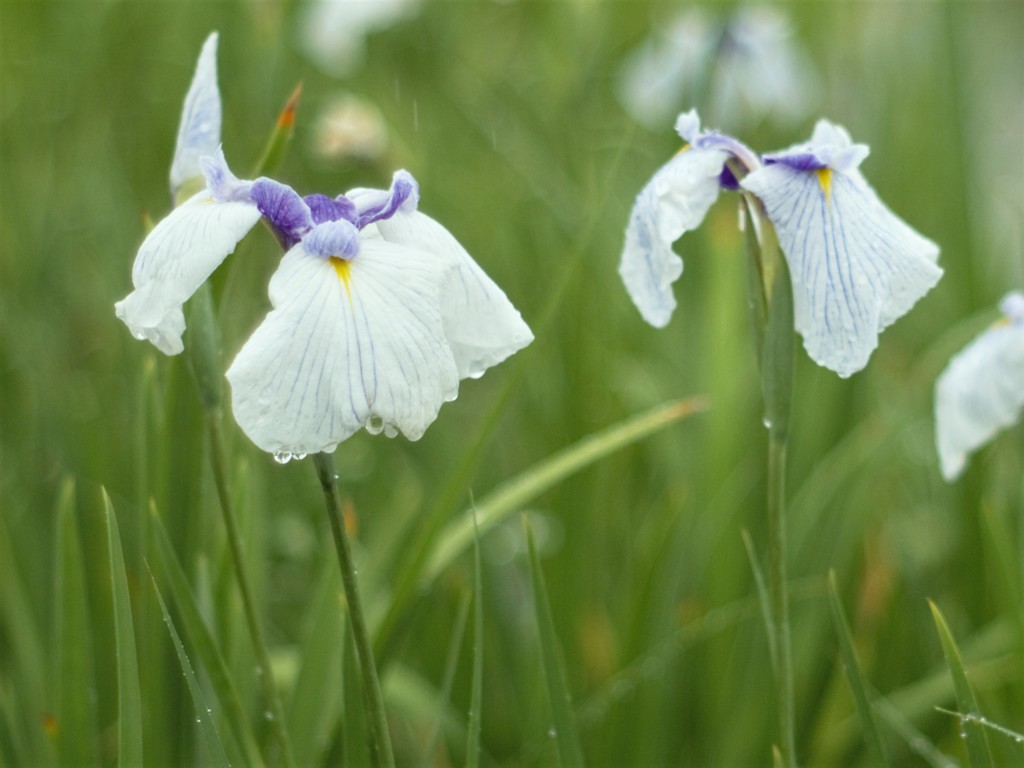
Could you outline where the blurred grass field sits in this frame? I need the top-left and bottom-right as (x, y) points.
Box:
(1, 0), (1023, 765)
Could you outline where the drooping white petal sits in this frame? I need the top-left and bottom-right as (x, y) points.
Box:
(371, 210), (533, 379)
(226, 235), (459, 455)
(935, 294), (1024, 480)
(115, 191), (261, 355)
(170, 33), (221, 200)
(741, 163), (942, 377)
(619, 144), (729, 327)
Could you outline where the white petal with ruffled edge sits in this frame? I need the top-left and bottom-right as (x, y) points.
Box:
(619, 144), (729, 327)
(115, 190), (261, 355)
(935, 294), (1024, 480)
(741, 162), (941, 377)
(170, 32), (221, 200)
(226, 237), (460, 455)
(371, 210), (533, 379)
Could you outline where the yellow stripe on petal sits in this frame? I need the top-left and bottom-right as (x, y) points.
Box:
(816, 168), (832, 204)
(331, 257), (353, 300)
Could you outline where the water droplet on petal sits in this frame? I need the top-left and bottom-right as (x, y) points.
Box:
(294, 451), (307, 461)
(383, 424), (398, 438)
(273, 451), (293, 464)
(365, 415), (384, 435)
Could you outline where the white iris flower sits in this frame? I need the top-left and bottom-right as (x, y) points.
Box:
(621, 109), (942, 377)
(116, 34), (532, 457)
(935, 292), (1024, 480)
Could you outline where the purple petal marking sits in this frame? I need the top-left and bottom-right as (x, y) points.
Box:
(719, 165), (740, 190)
(305, 193), (358, 225)
(252, 178), (314, 248)
(763, 152), (829, 171)
(200, 148), (253, 202)
(302, 219), (361, 260)
(354, 170), (420, 228)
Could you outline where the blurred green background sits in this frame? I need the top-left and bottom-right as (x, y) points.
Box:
(1, 0), (1022, 765)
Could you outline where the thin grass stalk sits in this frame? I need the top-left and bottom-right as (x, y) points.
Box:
(206, 410), (296, 767)
(313, 451), (395, 768)
(739, 190), (797, 767)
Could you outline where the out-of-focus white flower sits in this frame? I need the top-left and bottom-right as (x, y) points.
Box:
(616, 6), (819, 130)
(169, 32), (221, 201)
(935, 292), (1024, 480)
(314, 93), (389, 162)
(298, 0), (420, 76)
(620, 110), (942, 377)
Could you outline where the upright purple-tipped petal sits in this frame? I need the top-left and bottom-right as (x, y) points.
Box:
(170, 32), (222, 200)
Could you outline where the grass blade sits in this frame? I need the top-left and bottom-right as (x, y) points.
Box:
(466, 518), (484, 768)
(103, 490), (144, 767)
(54, 479), (98, 766)
(524, 515), (584, 767)
(148, 505), (264, 767)
(149, 571), (232, 768)
(287, 560), (345, 768)
(426, 398), (707, 582)
(419, 592), (470, 768)
(827, 570), (888, 765)
(929, 600), (994, 768)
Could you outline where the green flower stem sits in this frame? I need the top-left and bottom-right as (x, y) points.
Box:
(767, 434), (795, 768)
(205, 410), (296, 768)
(188, 284), (295, 767)
(741, 192), (797, 767)
(313, 452), (395, 768)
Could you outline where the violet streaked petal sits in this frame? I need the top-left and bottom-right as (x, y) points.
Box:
(225, 235), (459, 454)
(305, 193), (358, 225)
(116, 189), (262, 354)
(170, 32), (222, 200)
(741, 158), (941, 377)
(619, 144), (730, 327)
(200, 148), (253, 202)
(372, 209), (533, 379)
(302, 219), (361, 261)
(349, 170), (420, 228)
(251, 178), (313, 249)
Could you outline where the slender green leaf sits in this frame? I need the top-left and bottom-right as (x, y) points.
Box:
(466, 519), (484, 768)
(929, 601), (994, 768)
(426, 398), (708, 582)
(0, 510), (52, 764)
(55, 479), (98, 766)
(827, 570), (888, 765)
(419, 592), (470, 768)
(524, 515), (584, 767)
(287, 560), (345, 768)
(149, 573), (232, 768)
(740, 529), (775, 676)
(104, 490), (144, 767)
(251, 82), (302, 178)
(148, 506), (264, 767)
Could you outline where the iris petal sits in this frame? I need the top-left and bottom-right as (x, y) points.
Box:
(372, 209), (533, 378)
(226, 233), (459, 454)
(170, 33), (221, 200)
(741, 161), (941, 376)
(935, 294), (1024, 480)
(619, 144), (729, 327)
(115, 190), (261, 354)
